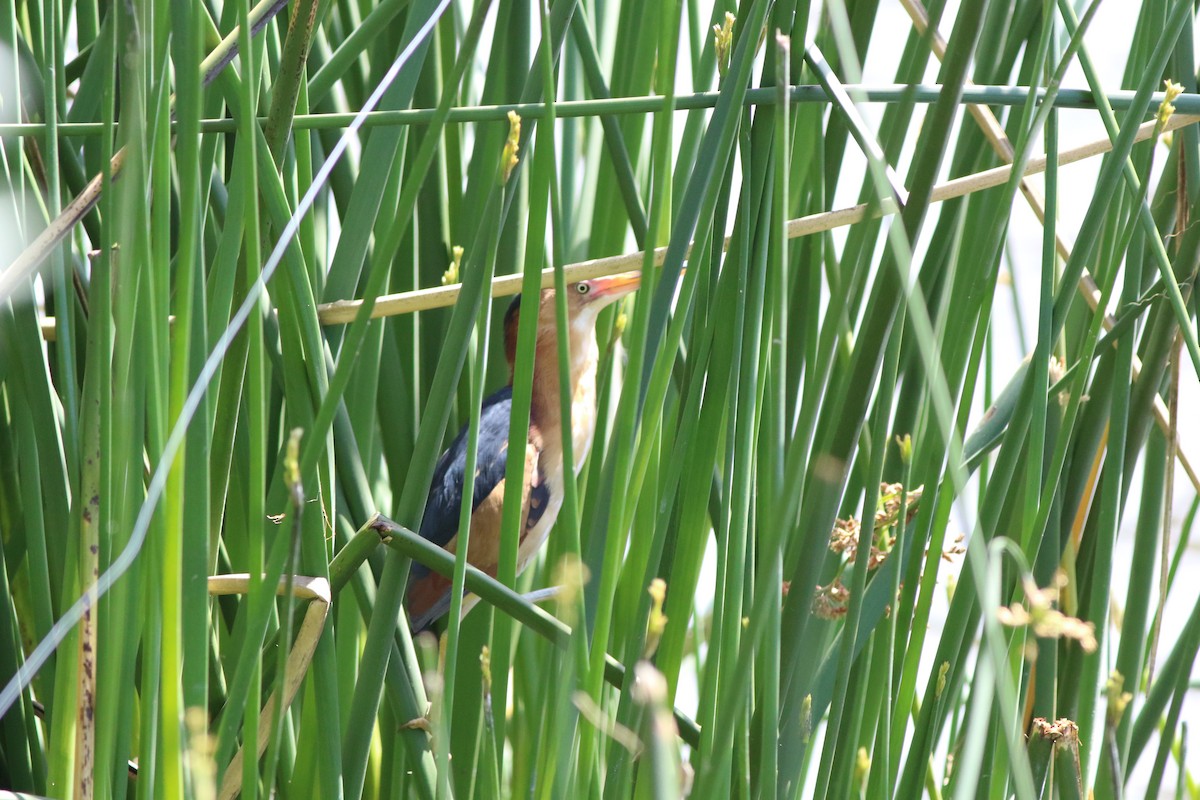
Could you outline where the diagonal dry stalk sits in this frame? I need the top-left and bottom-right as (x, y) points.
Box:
(28, 75), (1199, 502)
(0, 0), (289, 301)
(206, 575), (331, 800)
(317, 112), (1200, 321)
(901, 0), (1200, 494)
(33, 108), (1200, 334)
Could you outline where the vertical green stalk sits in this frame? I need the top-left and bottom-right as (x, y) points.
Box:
(492, 9), (563, 781)
(163, 0), (204, 790)
(43, 0), (78, 475)
(235, 0), (264, 792)
(37, 0), (78, 783)
(440, 162), (505, 798)
(88, 8), (129, 796)
(753, 29), (792, 800)
(147, 0), (177, 786)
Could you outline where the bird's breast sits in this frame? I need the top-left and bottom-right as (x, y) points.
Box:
(569, 355), (599, 471)
(518, 333), (602, 572)
(517, 485), (564, 574)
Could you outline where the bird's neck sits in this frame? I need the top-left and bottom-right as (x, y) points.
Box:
(529, 321), (601, 470)
(530, 326), (597, 414)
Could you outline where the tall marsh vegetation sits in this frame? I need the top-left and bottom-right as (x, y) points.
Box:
(2, 0), (1200, 797)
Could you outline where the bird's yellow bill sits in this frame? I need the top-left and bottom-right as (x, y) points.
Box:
(589, 271), (641, 297)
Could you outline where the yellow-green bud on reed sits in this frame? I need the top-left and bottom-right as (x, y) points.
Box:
(501, 110), (521, 183)
(1157, 79), (1184, 131)
(713, 13), (735, 77)
(442, 245), (463, 285)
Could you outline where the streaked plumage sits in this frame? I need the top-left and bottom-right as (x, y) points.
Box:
(407, 272), (640, 632)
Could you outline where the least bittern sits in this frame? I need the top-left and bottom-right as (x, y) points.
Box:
(406, 272), (640, 632)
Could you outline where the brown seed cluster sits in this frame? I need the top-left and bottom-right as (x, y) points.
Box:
(812, 578), (850, 620)
(813, 483), (925, 618)
(996, 574), (1097, 653)
(827, 482), (924, 571)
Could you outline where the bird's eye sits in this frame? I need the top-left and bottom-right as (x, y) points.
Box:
(574, 282), (591, 295)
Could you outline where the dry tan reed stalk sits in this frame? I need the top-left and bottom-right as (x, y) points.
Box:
(901, 0), (1200, 493)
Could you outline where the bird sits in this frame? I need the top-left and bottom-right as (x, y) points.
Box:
(406, 271), (641, 633)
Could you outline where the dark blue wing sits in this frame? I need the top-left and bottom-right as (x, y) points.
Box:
(407, 386), (514, 632)
(418, 385), (514, 548)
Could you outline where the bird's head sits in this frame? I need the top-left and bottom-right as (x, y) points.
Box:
(503, 271), (641, 372)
